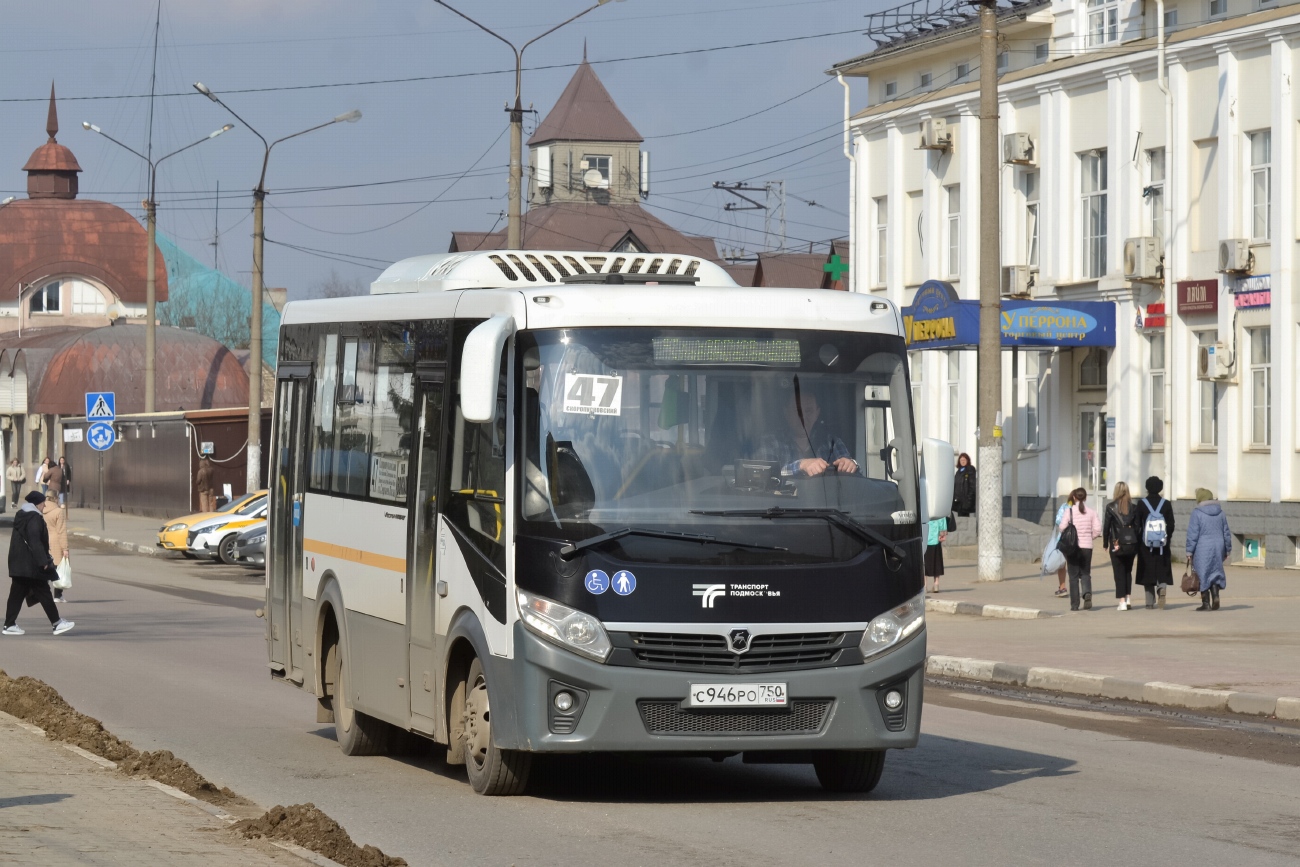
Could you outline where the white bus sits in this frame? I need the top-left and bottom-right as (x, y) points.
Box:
(266, 250), (953, 795)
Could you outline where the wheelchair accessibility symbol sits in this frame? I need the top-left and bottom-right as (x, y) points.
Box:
(87, 422), (116, 451)
(584, 569), (609, 594)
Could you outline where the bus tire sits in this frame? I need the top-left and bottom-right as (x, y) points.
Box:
(329, 640), (389, 756)
(812, 749), (885, 793)
(462, 657), (530, 796)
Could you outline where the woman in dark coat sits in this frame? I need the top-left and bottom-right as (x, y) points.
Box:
(3, 491), (73, 635)
(952, 454), (977, 517)
(1134, 475), (1175, 609)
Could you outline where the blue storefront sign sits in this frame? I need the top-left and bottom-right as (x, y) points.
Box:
(901, 280), (1116, 349)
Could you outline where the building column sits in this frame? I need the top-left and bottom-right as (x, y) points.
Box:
(886, 122), (907, 306)
(1269, 34), (1295, 507)
(1168, 52), (1195, 500)
(1036, 83), (1067, 289)
(1215, 44), (1241, 501)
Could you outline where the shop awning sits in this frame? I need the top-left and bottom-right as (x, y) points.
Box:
(901, 280), (1117, 349)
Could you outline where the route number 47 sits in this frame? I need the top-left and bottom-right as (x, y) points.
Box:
(563, 373), (623, 416)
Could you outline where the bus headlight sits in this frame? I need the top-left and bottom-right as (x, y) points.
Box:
(860, 592), (925, 659)
(517, 589), (611, 663)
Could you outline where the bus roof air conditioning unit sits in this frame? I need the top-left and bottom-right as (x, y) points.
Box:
(1002, 265), (1031, 297)
(1123, 236), (1161, 281)
(1003, 132), (1034, 165)
(1197, 341), (1235, 382)
(919, 117), (951, 151)
(1218, 239), (1251, 273)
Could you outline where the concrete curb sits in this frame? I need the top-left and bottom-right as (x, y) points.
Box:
(925, 598), (1056, 620)
(70, 528), (171, 559)
(926, 654), (1300, 721)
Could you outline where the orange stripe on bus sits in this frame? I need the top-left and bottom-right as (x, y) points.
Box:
(303, 538), (406, 574)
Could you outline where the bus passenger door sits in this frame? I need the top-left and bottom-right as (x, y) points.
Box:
(407, 365), (445, 732)
(269, 365), (311, 682)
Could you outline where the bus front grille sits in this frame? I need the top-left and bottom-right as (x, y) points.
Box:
(615, 631), (857, 672)
(636, 699), (832, 736)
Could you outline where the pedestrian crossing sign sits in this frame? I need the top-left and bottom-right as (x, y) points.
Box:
(85, 391), (115, 422)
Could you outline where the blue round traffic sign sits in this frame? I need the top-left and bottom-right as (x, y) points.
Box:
(87, 421), (116, 451)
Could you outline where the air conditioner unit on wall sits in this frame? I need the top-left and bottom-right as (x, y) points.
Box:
(1218, 239), (1251, 273)
(1123, 236), (1161, 281)
(919, 117), (951, 150)
(1197, 342), (1235, 381)
(1002, 265), (1031, 297)
(1002, 132), (1034, 165)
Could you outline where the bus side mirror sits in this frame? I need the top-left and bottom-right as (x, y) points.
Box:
(920, 437), (955, 526)
(461, 314), (515, 424)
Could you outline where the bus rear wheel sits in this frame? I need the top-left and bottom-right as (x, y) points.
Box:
(462, 657), (530, 795)
(329, 640), (389, 756)
(812, 749), (885, 793)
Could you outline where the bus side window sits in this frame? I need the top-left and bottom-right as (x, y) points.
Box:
(445, 346), (508, 574)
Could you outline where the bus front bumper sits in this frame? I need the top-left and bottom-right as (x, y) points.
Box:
(505, 622), (925, 754)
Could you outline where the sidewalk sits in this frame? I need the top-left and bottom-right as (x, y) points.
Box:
(64, 508), (178, 557)
(0, 712), (298, 866)
(929, 553), (1300, 701)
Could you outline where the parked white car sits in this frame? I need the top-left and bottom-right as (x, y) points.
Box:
(185, 496), (267, 564)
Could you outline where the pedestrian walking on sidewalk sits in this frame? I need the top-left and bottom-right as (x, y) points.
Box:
(952, 454), (977, 517)
(1135, 476), (1175, 609)
(925, 516), (947, 593)
(1046, 492), (1076, 598)
(1104, 481), (1141, 610)
(195, 456), (217, 513)
(42, 493), (69, 604)
(6, 459), (24, 508)
(45, 460), (64, 508)
(35, 458), (52, 495)
(58, 457), (72, 504)
(1186, 487), (1232, 612)
(1059, 487), (1103, 611)
(3, 491), (74, 636)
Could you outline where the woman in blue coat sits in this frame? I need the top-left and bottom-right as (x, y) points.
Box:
(1185, 487), (1232, 611)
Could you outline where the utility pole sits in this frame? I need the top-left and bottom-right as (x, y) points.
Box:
(976, 0), (1004, 581)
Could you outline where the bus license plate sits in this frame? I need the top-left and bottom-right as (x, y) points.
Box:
(687, 683), (787, 708)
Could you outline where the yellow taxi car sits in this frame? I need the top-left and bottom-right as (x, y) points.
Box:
(157, 490), (267, 558)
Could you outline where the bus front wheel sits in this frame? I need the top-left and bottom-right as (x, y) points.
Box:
(462, 657), (530, 795)
(812, 749), (885, 793)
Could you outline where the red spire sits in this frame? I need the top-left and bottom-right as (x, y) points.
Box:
(46, 81), (59, 142)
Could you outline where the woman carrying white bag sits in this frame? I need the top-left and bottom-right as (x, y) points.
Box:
(41, 493), (70, 602)
(1041, 491), (1076, 598)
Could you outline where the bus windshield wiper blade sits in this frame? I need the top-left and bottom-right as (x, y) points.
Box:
(558, 526), (788, 560)
(690, 507), (909, 560)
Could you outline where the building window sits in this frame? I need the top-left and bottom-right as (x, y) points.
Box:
(885, 81), (898, 99)
(1148, 332), (1165, 447)
(1209, 0), (1226, 16)
(1249, 130), (1271, 242)
(1081, 150), (1108, 279)
(1163, 7), (1179, 27)
(1248, 326), (1271, 448)
(874, 197), (888, 286)
(1023, 351), (1046, 449)
(29, 280), (60, 314)
(947, 351), (961, 446)
(1146, 148), (1165, 244)
(919, 71), (932, 89)
(1035, 42), (1049, 61)
(70, 280), (106, 315)
(1086, 0), (1119, 46)
(956, 62), (970, 80)
(1196, 331), (1219, 448)
(946, 184), (961, 278)
(1023, 171), (1040, 269)
(1080, 347), (1108, 389)
(582, 154), (611, 187)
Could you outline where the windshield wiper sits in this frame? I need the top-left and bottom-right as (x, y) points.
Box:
(690, 507), (910, 560)
(558, 527), (788, 560)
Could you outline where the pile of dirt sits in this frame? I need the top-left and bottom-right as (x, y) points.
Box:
(0, 669), (246, 807)
(234, 804), (408, 867)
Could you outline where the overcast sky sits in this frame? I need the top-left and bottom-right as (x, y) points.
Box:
(1, 0), (881, 297)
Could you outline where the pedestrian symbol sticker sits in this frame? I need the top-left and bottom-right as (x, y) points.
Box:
(585, 570), (609, 594)
(612, 570), (636, 596)
(85, 391), (116, 421)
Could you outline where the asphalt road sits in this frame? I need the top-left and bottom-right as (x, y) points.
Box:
(2, 544), (1298, 867)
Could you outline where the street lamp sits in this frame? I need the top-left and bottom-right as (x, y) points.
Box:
(432, 0), (622, 249)
(192, 82), (361, 494)
(82, 121), (234, 414)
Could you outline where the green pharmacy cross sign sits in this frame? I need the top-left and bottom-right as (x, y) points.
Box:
(823, 255), (849, 281)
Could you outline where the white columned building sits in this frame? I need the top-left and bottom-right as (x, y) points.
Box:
(832, 0), (1300, 567)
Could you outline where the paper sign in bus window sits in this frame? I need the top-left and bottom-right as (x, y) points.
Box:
(563, 374), (623, 416)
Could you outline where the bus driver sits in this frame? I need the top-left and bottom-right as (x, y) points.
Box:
(756, 385), (859, 478)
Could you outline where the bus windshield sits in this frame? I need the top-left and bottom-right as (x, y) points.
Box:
(519, 327), (918, 564)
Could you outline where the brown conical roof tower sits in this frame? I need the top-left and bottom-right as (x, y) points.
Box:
(527, 60), (642, 146)
(23, 82), (82, 200)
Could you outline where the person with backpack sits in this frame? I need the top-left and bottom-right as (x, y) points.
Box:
(1135, 476), (1176, 609)
(1103, 480), (1141, 610)
(1057, 486), (1103, 611)
(1185, 487), (1232, 612)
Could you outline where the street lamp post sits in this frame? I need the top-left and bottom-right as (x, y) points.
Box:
(82, 122), (234, 414)
(433, 0), (621, 249)
(192, 83), (360, 494)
